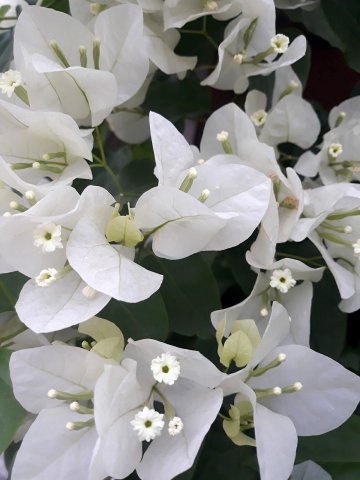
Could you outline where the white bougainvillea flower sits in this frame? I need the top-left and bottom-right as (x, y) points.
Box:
(69, 1), (197, 77)
(9, 344), (112, 480)
(33, 223), (63, 253)
(0, 69), (23, 97)
(269, 268), (297, 293)
(13, 4), (149, 126)
(245, 67), (320, 150)
(199, 103), (305, 267)
(295, 119), (360, 184)
(0, 99), (93, 195)
(211, 259), (325, 346)
(150, 352), (181, 385)
(91, 339), (224, 480)
(219, 303), (360, 480)
(134, 111), (271, 259)
(10, 186), (162, 332)
(291, 183), (360, 311)
(131, 406), (165, 442)
(201, 0), (306, 94)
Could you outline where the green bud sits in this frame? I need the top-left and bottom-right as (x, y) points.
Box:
(105, 214), (144, 247)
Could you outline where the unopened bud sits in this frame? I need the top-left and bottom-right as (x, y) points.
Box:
(198, 189), (210, 203)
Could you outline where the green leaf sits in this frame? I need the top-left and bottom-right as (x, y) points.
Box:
(297, 415), (360, 479)
(141, 254), (221, 339)
(0, 272), (26, 314)
(322, 0), (360, 72)
(99, 292), (169, 342)
(0, 348), (26, 454)
(310, 270), (347, 360)
(39, 0), (69, 13)
(143, 74), (211, 122)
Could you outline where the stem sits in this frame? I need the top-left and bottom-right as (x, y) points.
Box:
(0, 325), (27, 345)
(94, 127), (124, 196)
(275, 252), (325, 268)
(179, 16), (218, 50)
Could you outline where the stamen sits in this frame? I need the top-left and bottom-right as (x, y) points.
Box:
(249, 353), (286, 377)
(198, 189), (210, 203)
(49, 40), (70, 68)
(179, 167), (197, 193)
(335, 111), (346, 127)
(66, 419), (94, 430)
(254, 386), (282, 399)
(93, 37), (101, 70)
(216, 131), (233, 154)
(69, 402), (94, 414)
(281, 382), (303, 393)
(47, 388), (93, 401)
(79, 46), (88, 67)
(278, 80), (299, 101)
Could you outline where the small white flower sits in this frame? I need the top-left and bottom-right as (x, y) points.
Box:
(150, 352), (181, 385)
(131, 407), (164, 442)
(216, 131), (229, 142)
(168, 416), (184, 436)
(0, 70), (22, 97)
(352, 239), (360, 259)
(35, 268), (58, 287)
(33, 223), (63, 253)
(251, 110), (268, 127)
(271, 34), (290, 54)
(328, 142), (343, 158)
(269, 268), (297, 293)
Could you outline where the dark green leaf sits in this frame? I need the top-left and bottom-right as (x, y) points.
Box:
(100, 292), (169, 342)
(297, 415), (360, 479)
(0, 348), (26, 454)
(322, 0), (360, 72)
(40, 0), (69, 13)
(310, 270), (347, 359)
(0, 272), (26, 314)
(141, 254), (221, 339)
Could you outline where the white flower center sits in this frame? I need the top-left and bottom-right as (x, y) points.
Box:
(271, 34), (290, 54)
(150, 352), (181, 385)
(131, 407), (164, 442)
(216, 130), (229, 142)
(35, 268), (58, 287)
(168, 416), (184, 436)
(328, 142), (343, 158)
(0, 70), (22, 98)
(33, 223), (63, 253)
(269, 268), (296, 293)
(251, 110), (268, 127)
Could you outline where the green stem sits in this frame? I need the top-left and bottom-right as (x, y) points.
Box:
(275, 252), (325, 268)
(94, 127), (124, 196)
(179, 16), (218, 50)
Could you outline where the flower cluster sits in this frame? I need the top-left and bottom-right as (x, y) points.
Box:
(0, 1), (359, 480)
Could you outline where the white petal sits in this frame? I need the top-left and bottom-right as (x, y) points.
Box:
(15, 270), (111, 333)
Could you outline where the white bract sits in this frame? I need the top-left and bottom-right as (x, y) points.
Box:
(219, 303), (360, 480)
(9, 344), (112, 480)
(0, 100), (93, 195)
(91, 339), (224, 480)
(245, 67), (320, 151)
(291, 183), (360, 311)
(13, 4), (149, 126)
(201, 0), (306, 94)
(211, 259), (325, 346)
(199, 103), (305, 267)
(134, 111), (271, 259)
